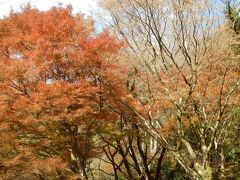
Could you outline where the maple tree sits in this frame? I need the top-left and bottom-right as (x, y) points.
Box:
(0, 4), (138, 179)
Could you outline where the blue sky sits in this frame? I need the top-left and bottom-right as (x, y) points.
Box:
(0, 0), (98, 17)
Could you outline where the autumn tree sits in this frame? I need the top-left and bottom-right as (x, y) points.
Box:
(100, 0), (240, 179)
(0, 4), (136, 179)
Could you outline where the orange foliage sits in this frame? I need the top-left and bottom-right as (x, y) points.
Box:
(0, 4), (137, 178)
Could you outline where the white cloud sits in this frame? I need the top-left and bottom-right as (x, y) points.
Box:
(0, 0), (98, 17)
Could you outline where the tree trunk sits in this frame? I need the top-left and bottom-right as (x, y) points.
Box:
(154, 147), (166, 180)
(193, 163), (212, 180)
(219, 147), (225, 179)
(81, 165), (88, 180)
(117, 142), (134, 179)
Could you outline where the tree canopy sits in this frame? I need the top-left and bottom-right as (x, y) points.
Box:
(0, 1), (239, 180)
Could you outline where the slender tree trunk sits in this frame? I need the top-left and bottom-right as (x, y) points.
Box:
(154, 147), (166, 180)
(135, 125), (152, 179)
(219, 147), (225, 179)
(113, 166), (119, 180)
(128, 136), (144, 179)
(117, 142), (134, 179)
(80, 164), (88, 180)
